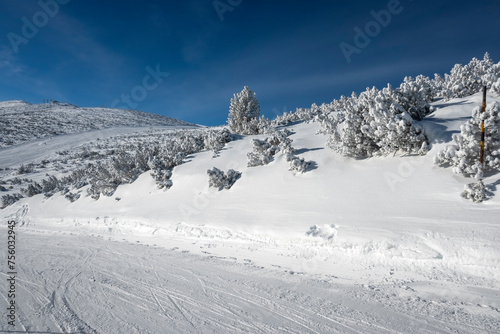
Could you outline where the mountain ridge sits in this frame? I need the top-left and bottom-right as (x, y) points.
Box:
(0, 99), (196, 148)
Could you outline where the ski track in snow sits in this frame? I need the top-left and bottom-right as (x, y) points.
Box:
(0, 229), (498, 333)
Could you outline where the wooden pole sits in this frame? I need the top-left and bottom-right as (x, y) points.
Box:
(479, 86), (487, 167)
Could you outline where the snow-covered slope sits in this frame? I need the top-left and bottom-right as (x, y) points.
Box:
(0, 100), (195, 148)
(1, 93), (499, 333)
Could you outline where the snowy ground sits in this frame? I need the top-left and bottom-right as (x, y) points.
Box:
(1, 93), (500, 333)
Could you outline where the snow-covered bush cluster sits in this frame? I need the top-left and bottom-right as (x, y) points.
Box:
(440, 53), (500, 100)
(227, 55), (498, 162)
(271, 104), (325, 126)
(318, 85), (429, 158)
(265, 54), (500, 135)
(247, 130), (293, 167)
(246, 129), (313, 173)
(17, 164), (36, 175)
(434, 101), (500, 178)
(1, 128), (232, 207)
(207, 167), (241, 190)
(247, 139), (276, 167)
(1, 193), (23, 208)
(203, 128), (232, 157)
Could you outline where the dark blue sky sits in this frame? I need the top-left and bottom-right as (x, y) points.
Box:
(1, 0), (499, 125)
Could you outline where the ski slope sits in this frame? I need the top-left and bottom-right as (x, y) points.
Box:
(1, 93), (500, 333)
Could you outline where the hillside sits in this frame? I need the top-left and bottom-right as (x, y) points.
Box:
(0, 100), (195, 148)
(0, 92), (499, 333)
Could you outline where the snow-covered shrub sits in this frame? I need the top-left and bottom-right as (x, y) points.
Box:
(21, 182), (43, 197)
(203, 128), (232, 157)
(247, 130), (293, 167)
(268, 129), (293, 154)
(148, 156), (173, 190)
(41, 176), (63, 197)
(461, 180), (487, 202)
(306, 224), (337, 240)
(111, 151), (145, 184)
(207, 167), (241, 190)
(288, 155), (311, 173)
(17, 163), (36, 175)
(255, 115), (275, 134)
(1, 193), (23, 209)
(435, 101), (500, 177)
(64, 191), (81, 203)
(247, 139), (275, 167)
(87, 164), (120, 200)
(394, 76), (433, 121)
(227, 86), (261, 135)
(62, 169), (89, 189)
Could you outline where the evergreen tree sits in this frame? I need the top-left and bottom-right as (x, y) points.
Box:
(435, 101), (500, 178)
(227, 86), (261, 135)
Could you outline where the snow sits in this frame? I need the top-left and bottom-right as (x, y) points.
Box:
(1, 93), (500, 332)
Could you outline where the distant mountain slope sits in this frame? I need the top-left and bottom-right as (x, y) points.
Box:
(0, 100), (195, 148)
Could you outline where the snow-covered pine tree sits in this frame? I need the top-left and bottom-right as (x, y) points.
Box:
(435, 101), (500, 178)
(227, 86), (261, 135)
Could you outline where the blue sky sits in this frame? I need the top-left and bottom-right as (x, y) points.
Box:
(1, 0), (499, 125)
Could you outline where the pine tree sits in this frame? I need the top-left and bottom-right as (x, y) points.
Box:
(227, 86), (261, 135)
(435, 101), (500, 177)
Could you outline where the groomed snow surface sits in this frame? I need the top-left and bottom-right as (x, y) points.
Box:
(1, 93), (500, 333)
